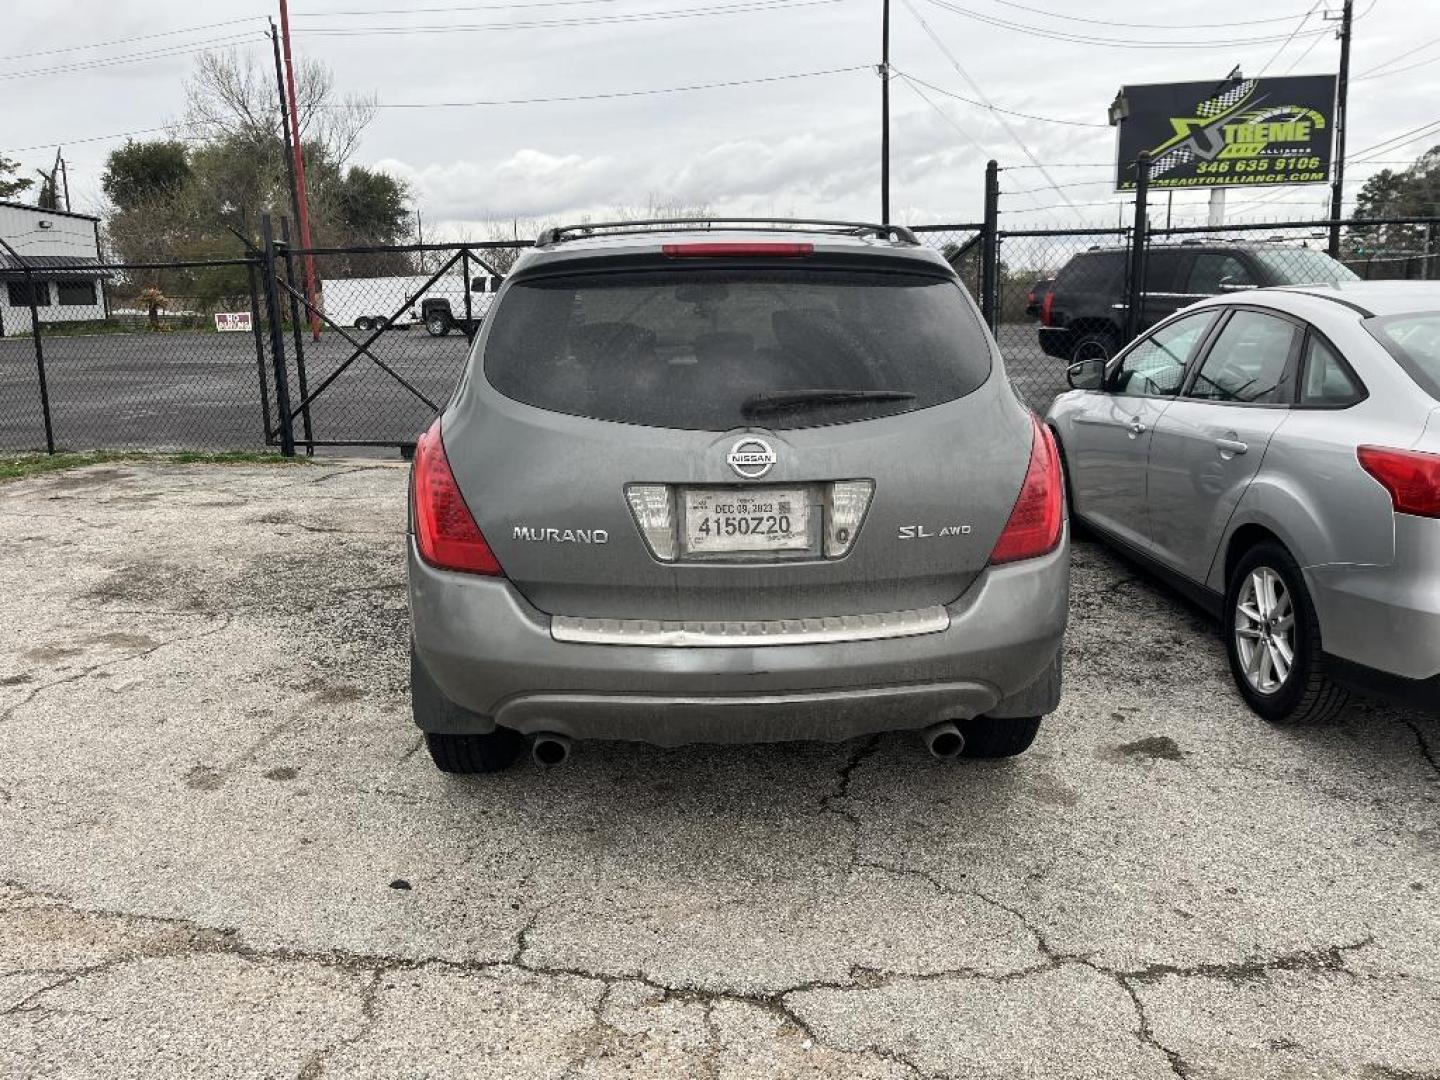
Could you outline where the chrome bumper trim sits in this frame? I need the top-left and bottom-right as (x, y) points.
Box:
(550, 605), (951, 648)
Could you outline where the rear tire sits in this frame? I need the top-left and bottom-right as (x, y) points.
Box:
(411, 644), (524, 774)
(1224, 541), (1349, 726)
(424, 730), (526, 775)
(1068, 329), (1117, 366)
(354, 317), (372, 331)
(425, 313), (450, 337)
(958, 715), (1042, 759)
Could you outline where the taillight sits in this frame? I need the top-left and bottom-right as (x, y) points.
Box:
(990, 417), (1064, 564)
(662, 242), (813, 258)
(412, 418), (504, 575)
(1358, 445), (1440, 519)
(1040, 290), (1055, 326)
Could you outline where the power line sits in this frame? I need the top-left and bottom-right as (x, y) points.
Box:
(896, 73), (1056, 212)
(1281, 23), (1329, 73)
(1355, 52), (1440, 82)
(975, 0), (1316, 30)
(0, 33), (266, 83)
(1354, 31), (1440, 77)
(916, 0), (1332, 50)
(1348, 119), (1440, 163)
(0, 17), (263, 63)
(0, 126), (178, 156)
(292, 0), (844, 36)
(1258, 1), (1322, 76)
(893, 69), (1107, 128)
(901, 0), (1082, 222)
(296, 0), (655, 14)
(349, 64), (870, 108)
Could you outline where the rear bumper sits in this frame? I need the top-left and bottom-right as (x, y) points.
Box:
(1324, 654), (1440, 715)
(407, 534), (1069, 746)
(1307, 516), (1440, 682)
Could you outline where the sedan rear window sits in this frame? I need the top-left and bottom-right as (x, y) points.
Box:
(1365, 312), (1440, 400)
(482, 267), (992, 430)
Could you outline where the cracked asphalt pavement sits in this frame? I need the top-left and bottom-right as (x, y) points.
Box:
(1, 461), (1438, 1079)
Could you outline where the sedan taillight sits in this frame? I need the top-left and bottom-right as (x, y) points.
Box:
(1358, 445), (1440, 519)
(990, 416), (1065, 564)
(412, 417), (504, 575)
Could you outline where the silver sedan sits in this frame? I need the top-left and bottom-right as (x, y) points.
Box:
(1047, 281), (1440, 723)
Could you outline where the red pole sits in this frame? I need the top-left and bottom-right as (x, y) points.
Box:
(277, 0), (321, 340)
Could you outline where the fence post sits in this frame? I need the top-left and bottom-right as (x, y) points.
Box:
(1123, 151), (1151, 344)
(245, 261), (275, 443)
(260, 216), (296, 457)
(980, 159), (1000, 330)
(279, 217), (314, 453)
(461, 249), (473, 336)
(0, 238), (55, 454)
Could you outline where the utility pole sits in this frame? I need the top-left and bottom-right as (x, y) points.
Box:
(277, 0), (321, 339)
(881, 0), (891, 225)
(269, 20), (303, 245)
(58, 153), (69, 212)
(1327, 0), (1353, 256)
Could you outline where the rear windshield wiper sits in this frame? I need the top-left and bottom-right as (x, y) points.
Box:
(741, 389), (917, 417)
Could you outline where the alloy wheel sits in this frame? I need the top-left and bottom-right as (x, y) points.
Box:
(1234, 566), (1295, 695)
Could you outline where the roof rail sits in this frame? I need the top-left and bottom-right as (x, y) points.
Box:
(534, 217), (920, 247)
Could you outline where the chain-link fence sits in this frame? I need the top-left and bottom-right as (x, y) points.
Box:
(4, 207), (1440, 456)
(0, 257), (272, 453)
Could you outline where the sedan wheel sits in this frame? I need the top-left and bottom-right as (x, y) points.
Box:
(1223, 541), (1349, 725)
(1233, 567), (1295, 695)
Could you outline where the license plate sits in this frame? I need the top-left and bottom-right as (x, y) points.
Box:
(683, 487), (809, 555)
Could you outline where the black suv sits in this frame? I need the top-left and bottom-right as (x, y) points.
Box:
(1037, 241), (1358, 364)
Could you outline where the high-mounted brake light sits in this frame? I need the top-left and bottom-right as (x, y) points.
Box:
(990, 416), (1064, 565)
(1358, 445), (1440, 519)
(412, 418), (504, 575)
(662, 242), (814, 258)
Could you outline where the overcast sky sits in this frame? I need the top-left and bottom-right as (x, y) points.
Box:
(2, 0), (1434, 237)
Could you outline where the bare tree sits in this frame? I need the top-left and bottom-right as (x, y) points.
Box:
(181, 49), (377, 166)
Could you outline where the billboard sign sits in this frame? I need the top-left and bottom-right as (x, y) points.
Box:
(1115, 75), (1337, 191)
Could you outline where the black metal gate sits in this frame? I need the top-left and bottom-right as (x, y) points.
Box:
(258, 222), (531, 455)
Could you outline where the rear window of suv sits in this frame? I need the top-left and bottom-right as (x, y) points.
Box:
(1365, 312), (1440, 400)
(482, 266), (993, 430)
(1251, 247), (1359, 286)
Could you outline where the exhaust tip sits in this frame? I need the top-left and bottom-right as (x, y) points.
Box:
(923, 720), (965, 760)
(532, 733), (572, 768)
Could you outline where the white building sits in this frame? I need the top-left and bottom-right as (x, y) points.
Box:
(0, 200), (107, 337)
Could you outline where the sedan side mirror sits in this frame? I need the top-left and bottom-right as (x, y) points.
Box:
(1067, 358), (1106, 391)
(1218, 276), (1255, 292)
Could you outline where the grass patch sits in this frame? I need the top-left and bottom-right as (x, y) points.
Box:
(0, 450), (300, 483)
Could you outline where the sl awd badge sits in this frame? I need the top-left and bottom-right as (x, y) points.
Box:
(898, 524), (973, 539)
(727, 437), (777, 480)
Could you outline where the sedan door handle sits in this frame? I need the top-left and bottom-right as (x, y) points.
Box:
(1128, 419), (1147, 436)
(1215, 437), (1248, 456)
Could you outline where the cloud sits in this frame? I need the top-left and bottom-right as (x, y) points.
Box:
(375, 148), (627, 221)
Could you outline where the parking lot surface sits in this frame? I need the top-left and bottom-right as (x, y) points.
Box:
(1, 461), (1437, 1079)
(0, 325), (1062, 454)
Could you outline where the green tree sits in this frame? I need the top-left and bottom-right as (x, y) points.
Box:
(1346, 145), (1440, 277)
(0, 154), (33, 199)
(101, 140), (192, 210)
(335, 166), (409, 244)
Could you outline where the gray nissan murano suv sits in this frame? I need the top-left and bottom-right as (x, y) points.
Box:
(406, 219), (1069, 774)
